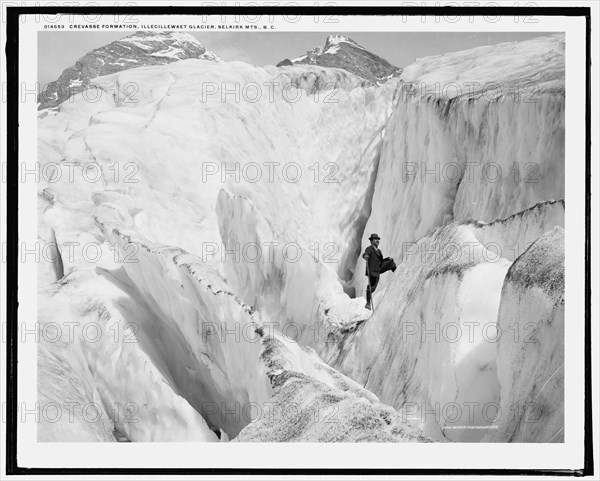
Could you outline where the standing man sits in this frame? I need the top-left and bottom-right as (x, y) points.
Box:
(363, 233), (396, 310)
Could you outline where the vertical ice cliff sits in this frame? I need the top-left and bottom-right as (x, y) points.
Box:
(330, 34), (565, 441)
(38, 267), (221, 442)
(327, 202), (564, 441)
(36, 33), (564, 442)
(484, 227), (564, 442)
(354, 34), (565, 295)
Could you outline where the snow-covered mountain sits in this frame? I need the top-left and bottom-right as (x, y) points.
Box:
(36, 33), (564, 444)
(38, 31), (221, 109)
(277, 34), (402, 84)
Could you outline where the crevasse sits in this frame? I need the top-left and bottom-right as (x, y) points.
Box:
(36, 34), (565, 442)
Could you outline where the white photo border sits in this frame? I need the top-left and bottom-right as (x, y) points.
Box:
(3, 2), (594, 476)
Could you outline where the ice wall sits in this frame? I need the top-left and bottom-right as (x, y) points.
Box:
(484, 227), (565, 442)
(216, 189), (371, 352)
(329, 223), (510, 441)
(39, 220), (423, 442)
(320, 36), (566, 441)
(104, 227), (275, 438)
(38, 269), (220, 442)
(353, 34), (565, 296)
(470, 200), (564, 262)
(328, 201), (564, 441)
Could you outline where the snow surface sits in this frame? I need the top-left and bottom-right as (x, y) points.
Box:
(37, 34), (564, 442)
(400, 34), (564, 97)
(325, 34), (366, 51)
(323, 44), (340, 55)
(234, 334), (431, 442)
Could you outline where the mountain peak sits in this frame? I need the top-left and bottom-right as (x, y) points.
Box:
(38, 31), (221, 109)
(324, 35), (362, 49)
(277, 35), (401, 85)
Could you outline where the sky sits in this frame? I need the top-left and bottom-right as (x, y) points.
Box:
(38, 31), (551, 87)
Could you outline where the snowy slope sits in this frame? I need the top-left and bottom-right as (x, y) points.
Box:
(37, 33), (564, 442)
(234, 333), (432, 442)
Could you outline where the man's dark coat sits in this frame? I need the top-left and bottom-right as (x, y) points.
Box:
(363, 244), (384, 276)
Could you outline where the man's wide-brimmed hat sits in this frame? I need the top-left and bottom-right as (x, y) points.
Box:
(368, 233), (381, 240)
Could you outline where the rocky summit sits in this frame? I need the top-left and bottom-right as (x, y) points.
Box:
(38, 31), (221, 110)
(277, 34), (402, 84)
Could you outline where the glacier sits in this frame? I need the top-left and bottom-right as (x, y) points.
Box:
(36, 33), (565, 443)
